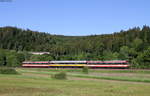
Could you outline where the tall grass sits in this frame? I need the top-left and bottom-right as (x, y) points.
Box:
(0, 67), (19, 74)
(82, 66), (89, 74)
(51, 72), (67, 80)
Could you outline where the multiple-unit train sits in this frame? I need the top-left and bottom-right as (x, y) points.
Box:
(22, 60), (129, 68)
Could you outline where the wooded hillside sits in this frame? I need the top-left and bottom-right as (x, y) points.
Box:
(0, 26), (150, 68)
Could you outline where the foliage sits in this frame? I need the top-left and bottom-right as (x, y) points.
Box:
(0, 49), (6, 66)
(0, 67), (18, 74)
(119, 46), (130, 60)
(103, 50), (119, 60)
(135, 47), (150, 68)
(0, 49), (25, 67)
(51, 72), (67, 80)
(131, 38), (143, 51)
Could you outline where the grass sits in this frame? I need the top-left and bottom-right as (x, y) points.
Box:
(69, 74), (150, 83)
(18, 68), (150, 83)
(20, 68), (150, 74)
(0, 68), (150, 96)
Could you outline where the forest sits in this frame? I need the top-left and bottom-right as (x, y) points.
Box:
(0, 26), (150, 68)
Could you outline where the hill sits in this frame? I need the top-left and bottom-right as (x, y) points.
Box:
(0, 26), (150, 68)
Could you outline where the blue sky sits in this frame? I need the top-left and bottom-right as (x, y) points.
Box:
(0, 0), (150, 36)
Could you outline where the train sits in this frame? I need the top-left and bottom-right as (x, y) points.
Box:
(22, 60), (129, 68)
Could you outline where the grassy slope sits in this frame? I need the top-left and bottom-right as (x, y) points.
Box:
(19, 68), (150, 74)
(0, 68), (150, 96)
(18, 68), (150, 83)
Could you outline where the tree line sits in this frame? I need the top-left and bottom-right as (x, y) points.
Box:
(0, 26), (150, 68)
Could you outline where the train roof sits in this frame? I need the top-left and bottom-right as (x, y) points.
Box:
(22, 60), (128, 64)
(87, 60), (128, 63)
(49, 61), (87, 63)
(23, 61), (49, 63)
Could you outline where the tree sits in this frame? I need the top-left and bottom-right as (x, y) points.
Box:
(135, 47), (150, 68)
(103, 50), (119, 60)
(6, 51), (20, 67)
(0, 49), (6, 66)
(119, 46), (129, 60)
(131, 38), (143, 52)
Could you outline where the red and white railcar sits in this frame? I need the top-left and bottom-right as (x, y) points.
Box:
(87, 60), (129, 68)
(22, 61), (49, 68)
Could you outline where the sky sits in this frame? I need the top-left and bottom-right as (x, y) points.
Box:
(0, 0), (150, 36)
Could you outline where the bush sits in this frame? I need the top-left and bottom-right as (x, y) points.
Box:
(82, 66), (89, 74)
(0, 67), (18, 74)
(51, 72), (67, 80)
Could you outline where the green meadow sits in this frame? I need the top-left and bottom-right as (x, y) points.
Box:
(0, 68), (150, 96)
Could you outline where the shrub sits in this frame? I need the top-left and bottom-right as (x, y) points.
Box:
(0, 67), (18, 74)
(82, 66), (89, 74)
(51, 72), (67, 80)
